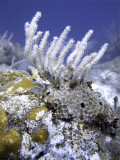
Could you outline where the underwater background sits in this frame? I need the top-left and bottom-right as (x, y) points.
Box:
(0, 0), (120, 62)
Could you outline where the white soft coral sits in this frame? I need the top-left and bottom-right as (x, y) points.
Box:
(24, 11), (108, 87)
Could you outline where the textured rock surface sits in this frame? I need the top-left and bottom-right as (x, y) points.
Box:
(92, 56), (120, 107)
(0, 67), (119, 160)
(46, 81), (114, 122)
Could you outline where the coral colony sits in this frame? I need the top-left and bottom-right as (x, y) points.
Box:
(25, 12), (112, 122)
(0, 11), (119, 160)
(25, 12), (108, 86)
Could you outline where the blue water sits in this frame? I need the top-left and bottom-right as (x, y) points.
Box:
(0, 0), (120, 60)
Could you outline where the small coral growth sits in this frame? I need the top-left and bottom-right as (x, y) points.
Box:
(0, 106), (7, 128)
(32, 129), (49, 143)
(0, 128), (21, 158)
(28, 106), (48, 120)
(0, 71), (42, 95)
